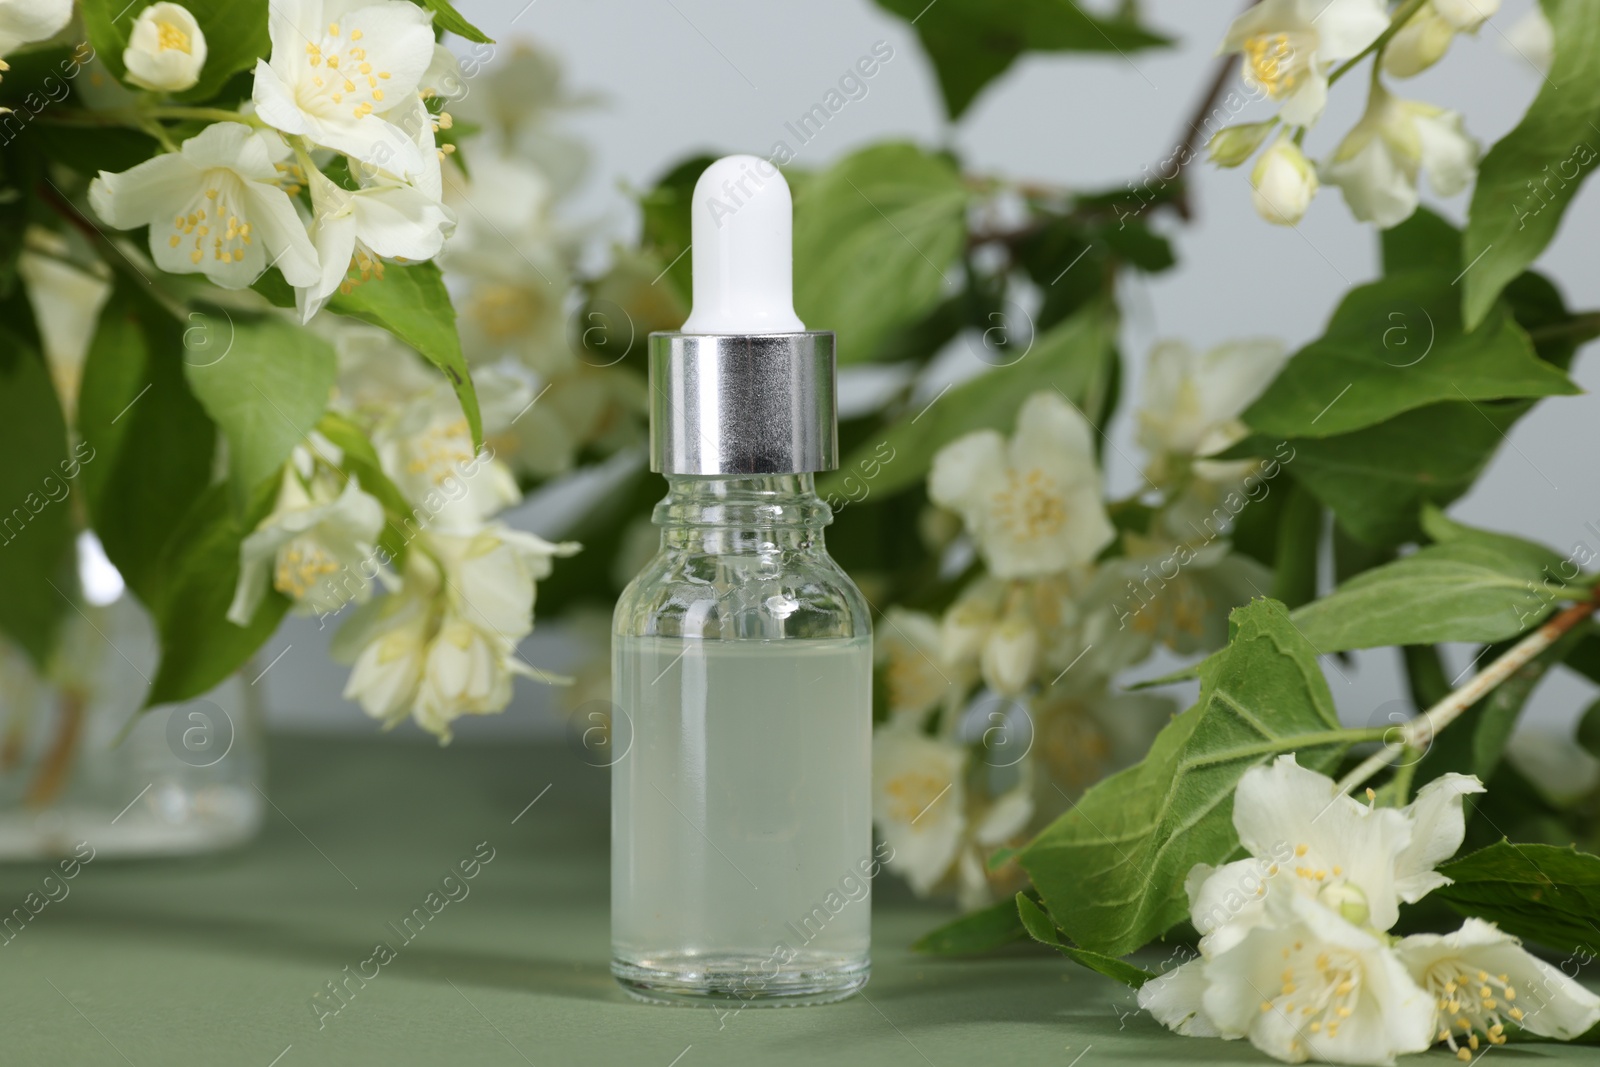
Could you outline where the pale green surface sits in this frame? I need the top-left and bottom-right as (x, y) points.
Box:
(1, 736), (1594, 1067)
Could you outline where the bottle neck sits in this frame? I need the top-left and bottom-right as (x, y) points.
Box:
(653, 474), (832, 553)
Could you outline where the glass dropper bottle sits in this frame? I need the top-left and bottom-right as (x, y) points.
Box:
(610, 154), (875, 1006)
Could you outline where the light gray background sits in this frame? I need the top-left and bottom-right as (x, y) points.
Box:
(260, 0), (1599, 743)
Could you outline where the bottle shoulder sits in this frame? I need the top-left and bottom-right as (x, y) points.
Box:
(613, 544), (871, 641)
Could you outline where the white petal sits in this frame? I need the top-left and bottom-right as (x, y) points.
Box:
(928, 429), (1006, 516)
(88, 153), (197, 230)
(1138, 959), (1221, 1037)
(241, 181), (321, 288)
(1393, 772), (1482, 902)
(1324, 137), (1418, 228)
(1413, 109), (1478, 197)
(1311, 0), (1392, 61)
(251, 57), (315, 138)
(1277, 69), (1330, 127)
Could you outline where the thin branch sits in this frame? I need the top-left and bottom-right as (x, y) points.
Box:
(1335, 585), (1600, 796)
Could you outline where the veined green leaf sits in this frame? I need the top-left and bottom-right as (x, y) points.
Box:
(1243, 270), (1575, 440)
(1020, 599), (1356, 957)
(793, 143), (967, 364)
(0, 312), (74, 666)
(1462, 0), (1600, 329)
(913, 896), (1029, 956)
(1015, 894), (1154, 988)
(77, 285), (215, 605)
(818, 300), (1115, 501)
(184, 313), (336, 508)
(1291, 539), (1566, 653)
(1434, 842), (1600, 955)
(415, 0), (494, 43)
(146, 482), (287, 707)
(873, 0), (1170, 120)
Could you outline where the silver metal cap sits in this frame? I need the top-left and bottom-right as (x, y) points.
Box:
(648, 331), (837, 475)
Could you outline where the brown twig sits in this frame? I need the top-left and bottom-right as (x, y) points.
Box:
(24, 687), (86, 809)
(1335, 585), (1600, 795)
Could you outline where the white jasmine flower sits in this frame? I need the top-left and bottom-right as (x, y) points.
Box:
(1220, 0), (1390, 126)
(429, 524), (578, 642)
(929, 391), (1114, 580)
(1382, 0), (1498, 78)
(872, 724), (967, 895)
(1251, 137), (1319, 225)
(0, 0), (70, 55)
(1136, 337), (1287, 483)
(1322, 84), (1478, 228)
(877, 608), (960, 725)
(413, 613), (521, 738)
(980, 615), (1038, 697)
(18, 229), (112, 422)
(1140, 956), (1223, 1037)
(1502, 6), (1553, 72)
(88, 122), (320, 290)
(377, 391), (521, 531)
(1397, 918), (1600, 1055)
(227, 465), (386, 625)
(940, 577), (1005, 667)
(1200, 890), (1437, 1065)
(123, 3), (207, 92)
(296, 165), (454, 322)
(252, 0), (437, 173)
(341, 583), (432, 725)
(1186, 758), (1481, 950)
(955, 782), (1034, 910)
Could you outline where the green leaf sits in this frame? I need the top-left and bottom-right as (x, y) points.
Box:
(1462, 0), (1600, 329)
(793, 143), (967, 364)
(1242, 270), (1575, 440)
(1015, 894), (1154, 988)
(146, 483), (288, 706)
(637, 153), (715, 307)
(1434, 842), (1600, 955)
(912, 896), (1028, 956)
(0, 318), (74, 666)
(1020, 599), (1355, 956)
(1577, 697), (1600, 760)
(76, 286), (215, 604)
(1291, 539), (1567, 653)
(414, 0), (494, 43)
(184, 313), (336, 506)
(872, 0), (1170, 120)
(329, 263), (481, 446)
(817, 300), (1114, 502)
(1270, 397), (1539, 548)
(1270, 482), (1321, 610)
(1381, 205), (1461, 276)
(81, 0), (268, 104)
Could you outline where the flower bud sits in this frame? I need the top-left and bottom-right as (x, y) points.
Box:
(123, 3), (207, 92)
(1206, 120), (1276, 168)
(1382, 7), (1456, 78)
(1250, 138), (1318, 226)
(980, 618), (1039, 698)
(1317, 881), (1371, 928)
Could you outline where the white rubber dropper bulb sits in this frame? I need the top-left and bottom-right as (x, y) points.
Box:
(680, 154), (807, 334)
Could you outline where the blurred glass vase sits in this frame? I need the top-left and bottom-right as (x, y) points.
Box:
(0, 535), (264, 860)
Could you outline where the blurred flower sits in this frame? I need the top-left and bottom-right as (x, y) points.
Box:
(123, 2), (207, 92)
(1220, 0), (1390, 126)
(1137, 337), (1287, 485)
(877, 608), (961, 725)
(1207, 119), (1278, 168)
(1382, 0), (1499, 78)
(954, 782), (1033, 910)
(1251, 137), (1319, 225)
(18, 228), (112, 423)
(872, 724), (967, 895)
(979, 614), (1038, 698)
(1097, 536), (1273, 658)
(929, 391), (1113, 580)
(227, 461), (386, 624)
(1502, 6), (1553, 72)
(1396, 918), (1600, 1052)
(252, 0), (436, 172)
(376, 390), (521, 532)
(1322, 84), (1477, 228)
(89, 122), (320, 290)
(0, 0), (70, 56)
